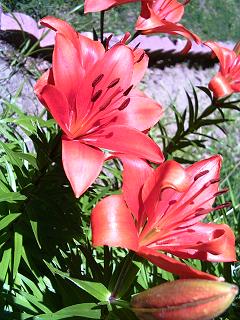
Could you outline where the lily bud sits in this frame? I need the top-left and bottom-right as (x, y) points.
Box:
(131, 279), (238, 320)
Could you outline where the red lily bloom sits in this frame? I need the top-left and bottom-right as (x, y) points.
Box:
(91, 155), (236, 280)
(84, 0), (137, 13)
(84, 0), (200, 53)
(136, 0), (201, 53)
(205, 41), (240, 99)
(35, 17), (164, 198)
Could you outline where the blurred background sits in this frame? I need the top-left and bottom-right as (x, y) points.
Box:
(1, 0), (240, 40)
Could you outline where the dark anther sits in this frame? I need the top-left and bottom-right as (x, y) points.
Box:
(118, 98), (131, 111)
(108, 78), (120, 89)
(209, 178), (220, 185)
(133, 42), (141, 51)
(92, 120), (101, 127)
(135, 52), (145, 64)
(194, 170), (209, 181)
(215, 202), (232, 210)
(105, 132), (114, 138)
(91, 90), (103, 102)
(123, 85), (133, 96)
(214, 189), (229, 197)
(92, 74), (104, 87)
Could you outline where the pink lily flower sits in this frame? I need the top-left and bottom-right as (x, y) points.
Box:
(205, 41), (240, 98)
(34, 17), (164, 197)
(91, 155), (236, 280)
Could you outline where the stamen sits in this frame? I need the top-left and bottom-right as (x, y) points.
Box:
(214, 202), (232, 210)
(99, 88), (122, 111)
(92, 74), (104, 87)
(133, 42), (141, 51)
(123, 85), (133, 96)
(169, 200), (177, 205)
(193, 208), (205, 216)
(194, 170), (209, 181)
(118, 98), (131, 111)
(91, 90), (102, 102)
(105, 34), (113, 51)
(108, 78), (120, 89)
(213, 189), (229, 197)
(135, 52), (145, 64)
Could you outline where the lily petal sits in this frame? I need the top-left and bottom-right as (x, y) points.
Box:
(205, 41), (237, 75)
(138, 246), (221, 281)
(40, 16), (79, 49)
(115, 89), (163, 131)
(132, 49), (149, 85)
(162, 222), (236, 262)
(120, 155), (153, 220)
(53, 33), (84, 106)
(84, 0), (137, 13)
(91, 194), (139, 251)
(76, 44), (134, 125)
(142, 160), (190, 215)
(34, 68), (54, 106)
(39, 84), (70, 134)
(62, 139), (105, 198)
(158, 155), (222, 228)
(83, 125), (164, 163)
(78, 34), (105, 72)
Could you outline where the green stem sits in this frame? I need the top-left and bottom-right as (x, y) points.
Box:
(127, 31), (141, 45)
(100, 11), (105, 44)
(104, 245), (112, 285)
(110, 251), (135, 299)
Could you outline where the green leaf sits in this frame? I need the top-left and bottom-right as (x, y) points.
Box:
(67, 278), (110, 302)
(0, 246), (11, 282)
(13, 230), (23, 279)
(0, 141), (23, 168)
(35, 303), (101, 319)
(46, 263), (110, 301)
(26, 204), (41, 248)
(13, 290), (52, 313)
(0, 213), (22, 231)
(186, 91), (194, 127)
(196, 86), (213, 101)
(0, 192), (26, 203)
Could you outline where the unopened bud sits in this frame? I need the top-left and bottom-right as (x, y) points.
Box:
(131, 279), (238, 320)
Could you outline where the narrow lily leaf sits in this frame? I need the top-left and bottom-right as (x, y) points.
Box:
(18, 152), (38, 169)
(0, 247), (11, 282)
(186, 91), (194, 127)
(0, 213), (22, 231)
(64, 278), (110, 302)
(21, 246), (41, 282)
(0, 141), (23, 168)
(34, 303), (101, 319)
(0, 192), (26, 203)
(4, 161), (16, 191)
(20, 274), (43, 299)
(14, 290), (52, 313)
(13, 230), (23, 279)
(26, 205), (41, 248)
(46, 263), (110, 301)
